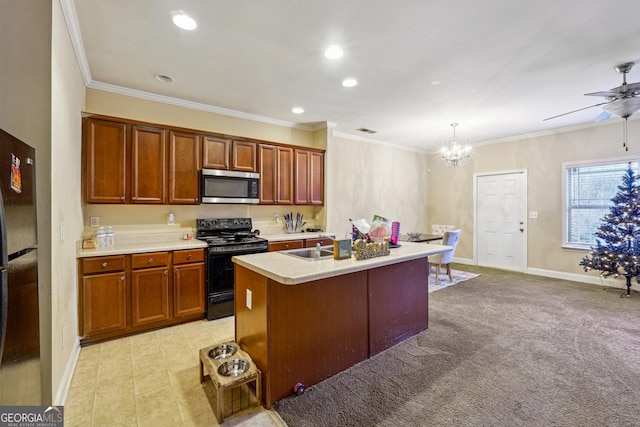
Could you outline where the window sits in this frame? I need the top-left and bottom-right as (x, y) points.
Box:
(563, 158), (639, 249)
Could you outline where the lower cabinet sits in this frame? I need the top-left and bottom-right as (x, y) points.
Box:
(173, 255), (205, 317)
(82, 271), (127, 336)
(132, 266), (170, 327)
(79, 248), (205, 344)
(268, 239), (304, 252)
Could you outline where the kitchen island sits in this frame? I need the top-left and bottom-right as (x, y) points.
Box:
(232, 242), (450, 407)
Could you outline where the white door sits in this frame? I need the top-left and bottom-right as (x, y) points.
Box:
(476, 171), (527, 271)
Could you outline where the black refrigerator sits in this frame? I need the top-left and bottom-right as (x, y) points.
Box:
(0, 128), (41, 405)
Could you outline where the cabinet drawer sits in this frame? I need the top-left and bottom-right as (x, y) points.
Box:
(268, 240), (304, 252)
(82, 255), (126, 274)
(305, 237), (334, 248)
(132, 252), (169, 269)
(173, 248), (205, 264)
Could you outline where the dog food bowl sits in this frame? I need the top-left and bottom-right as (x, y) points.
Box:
(217, 359), (250, 377)
(208, 343), (238, 360)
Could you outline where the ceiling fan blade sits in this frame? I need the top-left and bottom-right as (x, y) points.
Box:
(543, 101), (610, 121)
(594, 111), (611, 122)
(585, 91), (619, 97)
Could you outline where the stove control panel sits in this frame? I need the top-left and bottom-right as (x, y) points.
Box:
(197, 217), (252, 231)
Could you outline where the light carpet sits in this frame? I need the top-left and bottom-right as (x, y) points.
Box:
(273, 265), (640, 426)
(428, 268), (479, 293)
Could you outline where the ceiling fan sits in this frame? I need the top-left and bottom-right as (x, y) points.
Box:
(544, 62), (640, 122)
(544, 61), (640, 151)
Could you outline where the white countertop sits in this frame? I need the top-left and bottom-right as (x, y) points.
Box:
(233, 241), (450, 285)
(77, 239), (208, 258)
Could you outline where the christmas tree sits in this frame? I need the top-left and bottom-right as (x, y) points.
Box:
(580, 165), (640, 297)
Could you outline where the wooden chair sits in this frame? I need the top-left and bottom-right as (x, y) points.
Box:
(428, 230), (461, 285)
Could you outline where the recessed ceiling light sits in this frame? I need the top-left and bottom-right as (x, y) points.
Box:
(155, 74), (175, 83)
(172, 13), (197, 30)
(342, 78), (358, 87)
(324, 45), (343, 59)
(292, 107), (305, 114)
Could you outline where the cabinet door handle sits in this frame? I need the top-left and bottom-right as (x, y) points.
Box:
(187, 254), (192, 259)
(102, 262), (108, 267)
(120, 275), (125, 281)
(148, 258), (154, 263)
(132, 196), (138, 201)
(195, 197), (199, 202)
(164, 270), (168, 275)
(120, 196), (125, 201)
(175, 268), (179, 273)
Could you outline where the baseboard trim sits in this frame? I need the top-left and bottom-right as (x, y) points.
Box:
(53, 337), (81, 406)
(451, 256), (627, 290)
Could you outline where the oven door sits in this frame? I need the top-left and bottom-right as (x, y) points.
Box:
(206, 245), (267, 320)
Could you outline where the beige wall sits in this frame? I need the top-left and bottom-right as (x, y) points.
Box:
(427, 118), (640, 279)
(51, 0), (85, 404)
(0, 0), (53, 404)
(326, 134), (430, 237)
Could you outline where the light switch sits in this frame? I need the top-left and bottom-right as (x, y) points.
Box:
(246, 289), (252, 310)
(90, 216), (100, 227)
(529, 211), (538, 219)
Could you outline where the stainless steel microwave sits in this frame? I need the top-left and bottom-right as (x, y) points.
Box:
(200, 169), (260, 204)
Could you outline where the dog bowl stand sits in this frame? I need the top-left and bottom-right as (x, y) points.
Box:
(199, 343), (262, 423)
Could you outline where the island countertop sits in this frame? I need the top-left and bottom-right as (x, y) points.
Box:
(232, 241), (450, 285)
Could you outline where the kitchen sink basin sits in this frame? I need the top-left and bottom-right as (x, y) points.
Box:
(281, 246), (334, 261)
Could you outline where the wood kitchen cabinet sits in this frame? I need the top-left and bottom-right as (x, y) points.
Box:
(304, 237), (333, 247)
(83, 117), (168, 204)
(259, 144), (294, 204)
(131, 252), (170, 327)
(79, 248), (206, 345)
(169, 130), (200, 204)
(294, 149), (324, 205)
(173, 249), (206, 317)
(80, 255), (127, 336)
(202, 136), (257, 172)
(268, 239), (304, 252)
(83, 118), (127, 203)
(129, 125), (167, 204)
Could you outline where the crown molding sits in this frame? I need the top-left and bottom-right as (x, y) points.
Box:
(333, 131), (429, 154)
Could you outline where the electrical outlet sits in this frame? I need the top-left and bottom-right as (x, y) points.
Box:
(60, 222), (65, 242)
(246, 289), (252, 310)
(90, 216), (100, 227)
(529, 211), (538, 219)
(274, 213), (279, 222)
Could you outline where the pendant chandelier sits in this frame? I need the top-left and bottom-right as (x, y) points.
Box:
(440, 123), (472, 167)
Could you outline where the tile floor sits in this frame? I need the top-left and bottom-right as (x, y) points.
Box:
(64, 317), (285, 427)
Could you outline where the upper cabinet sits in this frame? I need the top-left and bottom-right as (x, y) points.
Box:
(294, 149), (324, 205)
(129, 125), (167, 204)
(83, 118), (128, 203)
(83, 118), (167, 204)
(168, 131), (200, 204)
(202, 136), (257, 172)
(83, 114), (323, 205)
(259, 144), (294, 205)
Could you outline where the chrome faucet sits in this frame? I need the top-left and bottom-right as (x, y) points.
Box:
(314, 243), (321, 261)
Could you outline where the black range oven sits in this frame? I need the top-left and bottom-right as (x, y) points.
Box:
(196, 217), (268, 320)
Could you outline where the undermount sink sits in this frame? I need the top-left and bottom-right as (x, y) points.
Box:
(281, 246), (334, 261)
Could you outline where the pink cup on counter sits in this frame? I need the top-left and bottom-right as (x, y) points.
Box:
(391, 221), (400, 245)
